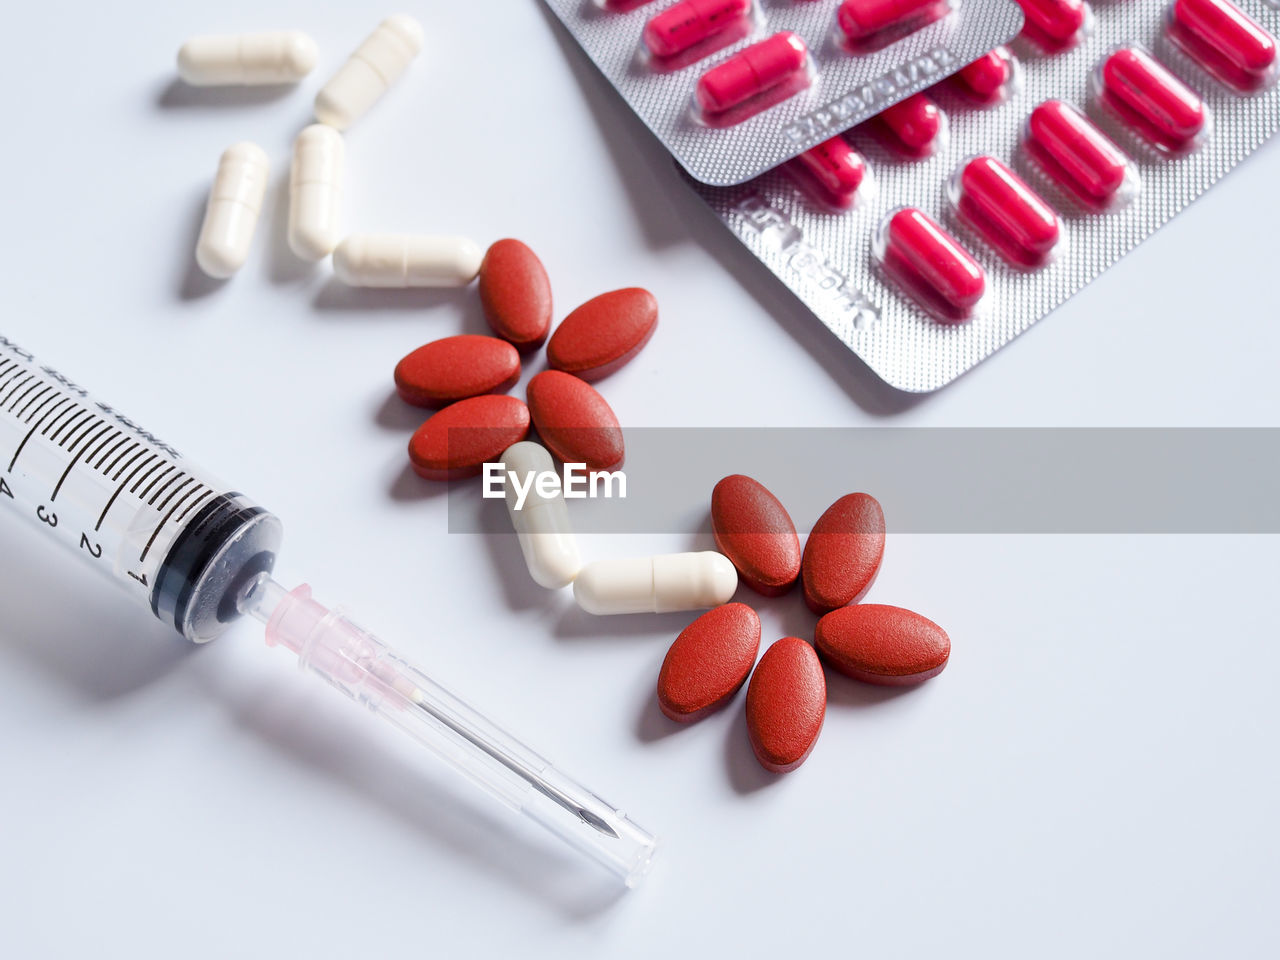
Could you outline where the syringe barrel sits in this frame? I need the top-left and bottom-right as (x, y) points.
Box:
(0, 333), (282, 642)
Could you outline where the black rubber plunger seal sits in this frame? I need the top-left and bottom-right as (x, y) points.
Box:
(151, 492), (278, 639)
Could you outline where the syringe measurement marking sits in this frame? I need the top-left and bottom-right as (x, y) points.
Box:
(0, 364), (206, 579)
(147, 471), (186, 507)
(0, 374), (35, 407)
(46, 407), (89, 445)
(64, 415), (103, 454)
(93, 434), (132, 470)
(154, 476), (195, 513)
(106, 443), (143, 479)
(139, 480), (204, 562)
(176, 488), (214, 524)
(135, 463), (174, 500)
(7, 396), (73, 472)
(128, 458), (166, 496)
(83, 429), (123, 472)
(50, 425), (114, 501)
(15, 384), (53, 420)
(7, 379), (41, 414)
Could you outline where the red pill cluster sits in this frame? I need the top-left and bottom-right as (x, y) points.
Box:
(389, 238), (658, 481)
(655, 474), (950, 775)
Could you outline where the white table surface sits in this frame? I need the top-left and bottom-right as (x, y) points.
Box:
(1, 3), (1277, 958)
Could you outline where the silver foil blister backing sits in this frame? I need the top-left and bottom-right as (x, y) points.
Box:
(687, 2), (1280, 392)
(543, 0), (1026, 186)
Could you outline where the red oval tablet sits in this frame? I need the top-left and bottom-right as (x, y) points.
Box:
(711, 475), (801, 597)
(1100, 48), (1206, 150)
(657, 603), (761, 722)
(957, 156), (1060, 267)
(1026, 100), (1129, 206)
(877, 93), (941, 156)
(881, 209), (985, 318)
(546, 288), (658, 382)
(745, 637), (826, 774)
(408, 395), (530, 482)
(478, 239), (552, 353)
(801, 493), (886, 615)
(393, 335), (521, 409)
(526, 370), (624, 471)
(815, 604), (951, 685)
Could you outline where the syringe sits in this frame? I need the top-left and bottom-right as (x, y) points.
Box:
(0, 332), (656, 886)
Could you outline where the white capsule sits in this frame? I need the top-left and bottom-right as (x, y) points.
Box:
(500, 442), (582, 590)
(573, 552), (739, 615)
(314, 15), (424, 130)
(333, 235), (483, 287)
(195, 142), (269, 280)
(288, 125), (344, 261)
(177, 31), (318, 86)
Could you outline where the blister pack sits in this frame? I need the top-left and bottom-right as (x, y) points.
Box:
(542, 0), (1027, 185)
(682, 0), (1280, 390)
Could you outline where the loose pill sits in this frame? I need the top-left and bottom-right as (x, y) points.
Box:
(546, 288), (658, 382)
(407, 395), (530, 482)
(1026, 100), (1129, 205)
(288, 124), (344, 261)
(876, 93), (942, 156)
(837, 0), (941, 41)
(711, 475), (801, 597)
(815, 604), (951, 685)
(643, 0), (753, 58)
(314, 15), (424, 130)
(177, 31), (317, 86)
(394, 335), (520, 409)
(800, 493), (886, 615)
(695, 32), (808, 114)
(953, 47), (1012, 101)
(195, 142), (269, 280)
(526, 370), (625, 472)
(956, 156), (1060, 267)
(478, 239), (553, 353)
(1100, 48), (1207, 150)
(1016, 0), (1087, 44)
(573, 552), (739, 615)
(791, 136), (865, 208)
(879, 209), (985, 317)
(1170, 0), (1277, 90)
(745, 637), (825, 774)
(657, 603), (761, 722)
(333, 235), (483, 288)
(500, 441), (582, 589)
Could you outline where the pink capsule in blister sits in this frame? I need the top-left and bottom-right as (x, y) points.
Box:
(875, 93), (944, 157)
(953, 156), (1062, 267)
(643, 0), (754, 60)
(695, 31), (810, 120)
(1099, 47), (1208, 151)
(876, 208), (985, 321)
(1168, 0), (1278, 92)
(837, 0), (948, 41)
(789, 136), (867, 209)
(1016, 0), (1089, 48)
(1025, 99), (1135, 209)
(952, 47), (1015, 103)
